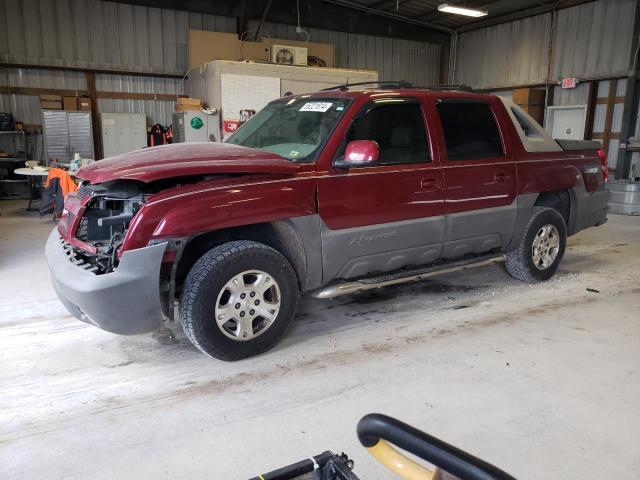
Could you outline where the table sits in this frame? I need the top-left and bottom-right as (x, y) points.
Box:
(13, 168), (48, 211)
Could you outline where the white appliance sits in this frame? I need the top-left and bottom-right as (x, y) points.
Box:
(173, 111), (216, 143)
(270, 44), (308, 66)
(100, 113), (147, 158)
(187, 60), (378, 141)
(545, 105), (588, 140)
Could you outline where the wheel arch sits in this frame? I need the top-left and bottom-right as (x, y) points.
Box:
(533, 189), (577, 235)
(175, 220), (314, 297)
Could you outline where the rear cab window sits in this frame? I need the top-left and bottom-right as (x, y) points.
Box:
(435, 100), (505, 161)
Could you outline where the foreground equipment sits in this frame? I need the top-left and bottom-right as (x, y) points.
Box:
(250, 414), (515, 480)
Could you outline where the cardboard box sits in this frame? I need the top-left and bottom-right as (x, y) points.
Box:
(40, 94), (62, 102)
(188, 30), (336, 70)
(176, 97), (201, 106)
(521, 105), (545, 124)
(175, 97), (201, 111)
(512, 88), (546, 106)
(175, 104), (202, 112)
(40, 101), (63, 110)
(63, 96), (78, 111)
(78, 97), (92, 111)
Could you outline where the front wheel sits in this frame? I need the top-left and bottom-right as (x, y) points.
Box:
(180, 240), (299, 361)
(505, 207), (567, 283)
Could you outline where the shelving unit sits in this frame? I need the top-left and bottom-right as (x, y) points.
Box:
(0, 130), (29, 198)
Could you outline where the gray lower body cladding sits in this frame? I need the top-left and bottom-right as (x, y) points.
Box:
(571, 187), (609, 233)
(321, 215), (445, 281)
(320, 199), (520, 282)
(46, 229), (166, 335)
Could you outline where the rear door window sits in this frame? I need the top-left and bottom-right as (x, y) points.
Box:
(436, 101), (504, 160)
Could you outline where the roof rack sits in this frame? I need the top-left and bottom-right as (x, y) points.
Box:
(320, 81), (475, 92)
(321, 80), (413, 91)
(411, 83), (475, 92)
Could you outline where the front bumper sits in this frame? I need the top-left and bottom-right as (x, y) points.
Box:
(46, 229), (167, 335)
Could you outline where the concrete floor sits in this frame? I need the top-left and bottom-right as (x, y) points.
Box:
(0, 199), (638, 480)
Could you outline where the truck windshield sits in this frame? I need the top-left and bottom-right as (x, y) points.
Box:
(226, 97), (351, 162)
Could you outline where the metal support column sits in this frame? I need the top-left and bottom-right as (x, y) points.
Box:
(616, 0), (640, 180)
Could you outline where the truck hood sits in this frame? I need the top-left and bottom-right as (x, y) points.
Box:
(77, 143), (300, 184)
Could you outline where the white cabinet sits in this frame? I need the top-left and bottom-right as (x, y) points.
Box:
(101, 113), (147, 158)
(545, 106), (588, 140)
(188, 60), (378, 141)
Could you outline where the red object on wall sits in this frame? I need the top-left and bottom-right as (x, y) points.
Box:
(223, 120), (240, 134)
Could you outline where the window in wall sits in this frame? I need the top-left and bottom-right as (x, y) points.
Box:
(338, 102), (430, 165)
(436, 101), (504, 160)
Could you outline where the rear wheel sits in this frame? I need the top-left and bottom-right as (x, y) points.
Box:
(505, 207), (567, 283)
(180, 240), (299, 361)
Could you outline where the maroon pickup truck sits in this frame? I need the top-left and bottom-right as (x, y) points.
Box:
(46, 86), (609, 360)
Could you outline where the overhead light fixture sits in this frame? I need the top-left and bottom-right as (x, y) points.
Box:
(438, 3), (488, 17)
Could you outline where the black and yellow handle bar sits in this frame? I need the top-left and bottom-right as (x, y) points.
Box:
(357, 414), (516, 480)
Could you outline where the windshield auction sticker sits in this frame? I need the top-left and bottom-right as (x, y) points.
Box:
(299, 102), (333, 112)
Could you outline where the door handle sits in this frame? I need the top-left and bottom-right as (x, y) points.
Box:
(420, 177), (439, 190)
(494, 172), (509, 183)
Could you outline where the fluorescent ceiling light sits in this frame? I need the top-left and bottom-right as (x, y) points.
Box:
(438, 3), (488, 17)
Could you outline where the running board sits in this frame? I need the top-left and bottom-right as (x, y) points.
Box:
(311, 254), (506, 299)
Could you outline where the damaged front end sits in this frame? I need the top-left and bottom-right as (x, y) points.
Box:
(47, 178), (169, 334)
(60, 180), (146, 274)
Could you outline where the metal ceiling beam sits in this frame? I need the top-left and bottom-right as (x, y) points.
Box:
(369, 0), (412, 9)
(320, 0), (455, 33)
(108, 0), (451, 43)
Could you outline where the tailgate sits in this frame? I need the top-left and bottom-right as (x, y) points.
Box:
(556, 139), (602, 151)
(556, 139), (607, 191)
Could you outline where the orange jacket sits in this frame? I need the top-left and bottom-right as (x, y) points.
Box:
(44, 168), (78, 198)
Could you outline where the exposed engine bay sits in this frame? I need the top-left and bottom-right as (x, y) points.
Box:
(72, 180), (146, 273)
(66, 174), (233, 274)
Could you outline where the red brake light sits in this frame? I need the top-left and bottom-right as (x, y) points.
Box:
(597, 149), (608, 182)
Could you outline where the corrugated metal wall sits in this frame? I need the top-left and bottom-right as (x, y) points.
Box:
(0, 0), (441, 81)
(96, 74), (185, 126)
(1, 0), (442, 128)
(455, 14), (551, 89)
(0, 0), (236, 74)
(552, 0), (636, 81)
(253, 21), (442, 85)
(552, 82), (591, 106)
(593, 79), (626, 170)
(455, 0), (638, 89)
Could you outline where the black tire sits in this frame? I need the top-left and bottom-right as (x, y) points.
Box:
(505, 206), (567, 283)
(180, 240), (299, 361)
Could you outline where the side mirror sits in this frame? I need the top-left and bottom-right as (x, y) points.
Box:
(335, 140), (379, 169)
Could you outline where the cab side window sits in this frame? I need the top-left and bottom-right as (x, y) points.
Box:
(339, 103), (430, 165)
(436, 101), (504, 160)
